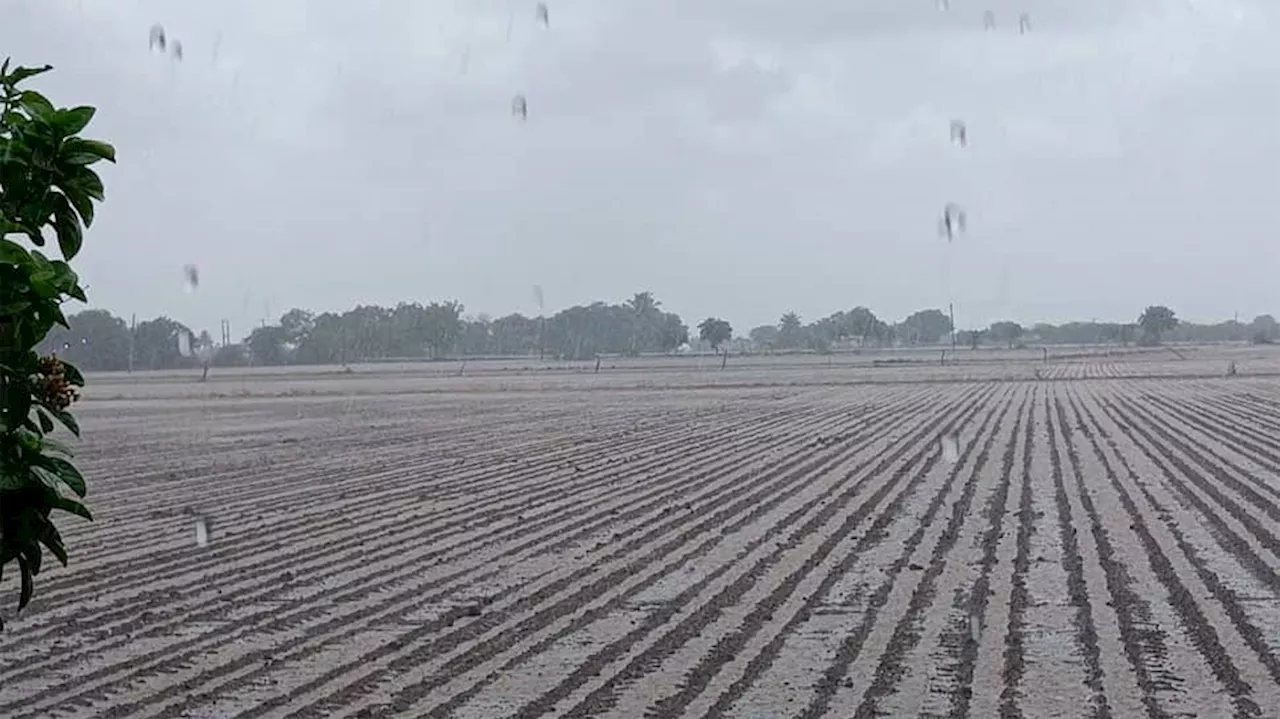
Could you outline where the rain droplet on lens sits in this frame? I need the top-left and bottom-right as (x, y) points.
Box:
(983, 11), (996, 30)
(936, 0), (950, 10)
(62, 342), (71, 350)
(511, 94), (528, 120)
(950, 120), (967, 147)
(194, 515), (212, 547)
(176, 329), (193, 358)
(149, 24), (167, 52)
(940, 433), (960, 463)
(1018, 13), (1031, 34)
(939, 203), (967, 242)
(182, 264), (199, 293)
(172, 40), (184, 60)
(535, 2), (550, 27)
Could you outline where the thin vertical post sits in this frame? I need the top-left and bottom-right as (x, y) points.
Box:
(948, 302), (956, 349)
(128, 313), (136, 373)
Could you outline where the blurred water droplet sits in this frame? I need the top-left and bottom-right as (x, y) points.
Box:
(939, 203), (967, 242)
(182, 264), (199, 293)
(176, 329), (193, 358)
(535, 2), (550, 27)
(172, 40), (184, 61)
(532, 284), (545, 310)
(1018, 13), (1031, 34)
(936, 0), (950, 10)
(512, 95), (528, 121)
(194, 515), (211, 547)
(149, 24), (167, 52)
(941, 433), (960, 463)
(983, 11), (996, 30)
(970, 610), (982, 642)
(950, 120), (967, 147)
(61, 342), (71, 350)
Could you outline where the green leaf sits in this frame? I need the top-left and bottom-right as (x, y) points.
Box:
(21, 542), (41, 577)
(58, 137), (114, 166)
(39, 436), (74, 458)
(0, 467), (30, 490)
(54, 106), (95, 136)
(17, 555), (33, 610)
(0, 239), (30, 265)
(39, 525), (68, 567)
(60, 185), (94, 228)
(62, 167), (103, 202)
(5, 64), (53, 87)
(47, 259), (78, 293)
(17, 90), (54, 117)
(54, 208), (82, 260)
(59, 361), (84, 388)
(51, 409), (78, 438)
(43, 302), (68, 330)
(49, 495), (91, 521)
(1, 387), (32, 433)
(0, 299), (32, 316)
(35, 408), (53, 433)
(35, 455), (85, 497)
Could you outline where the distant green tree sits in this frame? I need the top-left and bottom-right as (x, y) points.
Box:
(490, 314), (541, 355)
(423, 301), (464, 358)
(1250, 314), (1278, 344)
(1137, 305), (1178, 345)
(656, 313), (688, 352)
(988, 321), (1024, 348)
(38, 309), (131, 370)
(624, 291), (661, 355)
(279, 308), (315, 345)
(133, 317), (196, 370)
(246, 325), (290, 365)
(844, 306), (884, 345)
(459, 317), (493, 355)
(777, 312), (804, 349)
(748, 324), (779, 350)
(698, 317), (732, 351)
(901, 309), (953, 344)
(806, 316), (838, 352)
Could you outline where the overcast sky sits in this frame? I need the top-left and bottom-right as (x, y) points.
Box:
(5, 0), (1278, 335)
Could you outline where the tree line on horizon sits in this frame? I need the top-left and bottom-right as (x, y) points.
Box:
(36, 292), (1280, 372)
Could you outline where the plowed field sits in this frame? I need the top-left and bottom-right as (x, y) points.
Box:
(5, 349), (1280, 718)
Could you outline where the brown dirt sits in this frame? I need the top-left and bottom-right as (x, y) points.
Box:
(2, 347), (1280, 717)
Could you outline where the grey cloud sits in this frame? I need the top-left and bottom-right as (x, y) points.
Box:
(4, 0), (1279, 335)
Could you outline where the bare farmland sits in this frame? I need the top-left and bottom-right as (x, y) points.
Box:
(5, 348), (1280, 717)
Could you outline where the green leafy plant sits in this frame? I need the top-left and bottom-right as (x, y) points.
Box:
(0, 59), (113, 628)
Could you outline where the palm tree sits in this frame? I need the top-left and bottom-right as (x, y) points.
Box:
(625, 291), (661, 355)
(778, 311), (804, 349)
